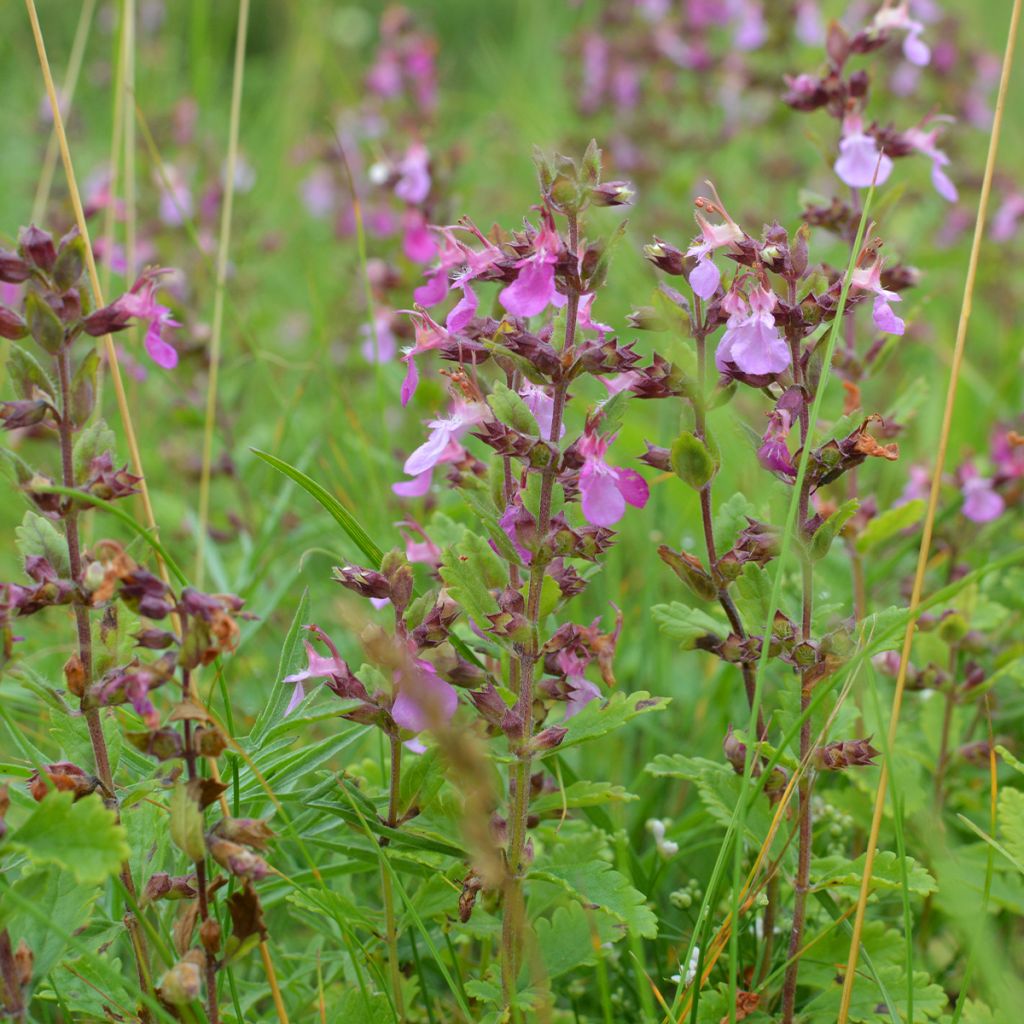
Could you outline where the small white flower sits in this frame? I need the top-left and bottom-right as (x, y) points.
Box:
(368, 161), (391, 185)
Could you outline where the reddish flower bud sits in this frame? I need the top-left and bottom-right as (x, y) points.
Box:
(18, 225), (57, 272)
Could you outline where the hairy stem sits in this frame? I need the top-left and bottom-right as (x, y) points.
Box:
(501, 212), (580, 1007)
(56, 348), (153, 1016)
(181, 666), (220, 1024)
(380, 735), (405, 1019)
(693, 321), (765, 737)
(780, 384), (815, 1021)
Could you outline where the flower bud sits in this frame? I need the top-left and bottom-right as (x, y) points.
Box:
(643, 238), (686, 276)
(0, 304), (28, 340)
(590, 180), (634, 207)
(18, 225), (57, 272)
(211, 816), (275, 850)
(0, 248), (31, 283)
(333, 564), (391, 599)
(0, 400), (52, 430)
(626, 307), (668, 331)
(200, 918), (222, 955)
(158, 951), (204, 1006)
(53, 230), (87, 291)
(143, 872), (198, 903)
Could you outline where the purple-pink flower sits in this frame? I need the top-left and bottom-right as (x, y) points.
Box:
(578, 430), (649, 527)
(394, 401), (490, 496)
(904, 124), (958, 203)
(391, 659), (458, 735)
(393, 143), (432, 205)
(499, 215), (565, 318)
(834, 118), (894, 190)
(715, 284), (790, 376)
(113, 274), (181, 369)
(872, 2), (931, 67)
(961, 467), (1004, 523)
(851, 259), (905, 336)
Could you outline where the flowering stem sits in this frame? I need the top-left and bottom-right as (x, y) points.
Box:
(501, 211), (580, 1008)
(54, 347), (154, 1018)
(0, 928), (25, 1021)
(693, 317), (764, 736)
(780, 387), (815, 1022)
(381, 734), (405, 1020)
(180, 662), (220, 1024)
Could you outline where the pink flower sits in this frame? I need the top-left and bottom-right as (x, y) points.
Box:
(360, 310), (397, 364)
(686, 184), (744, 259)
(283, 627), (350, 716)
(992, 192), (1024, 242)
(757, 389), (802, 478)
(520, 383), (565, 439)
(689, 255), (721, 299)
(391, 660), (458, 734)
(114, 274), (181, 369)
(834, 120), (894, 190)
(896, 464), (931, 505)
(872, 2), (931, 67)
(402, 210), (437, 263)
(157, 165), (193, 227)
(715, 285), (790, 376)
(500, 217), (564, 318)
(904, 125), (957, 203)
(557, 651), (601, 719)
(399, 522), (441, 565)
(578, 431), (649, 527)
(962, 475), (1004, 523)
(445, 283), (478, 335)
(394, 143), (431, 205)
(394, 401), (489, 494)
(301, 167), (336, 219)
(851, 259), (905, 336)
(399, 308), (448, 405)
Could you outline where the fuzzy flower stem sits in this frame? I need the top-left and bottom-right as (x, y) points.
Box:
(694, 307), (765, 737)
(380, 735), (405, 1020)
(781, 404), (815, 1024)
(501, 212), (579, 1007)
(180, 660), (220, 1024)
(55, 346), (154, 1018)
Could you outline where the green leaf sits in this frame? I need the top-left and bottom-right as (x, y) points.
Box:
(69, 349), (100, 427)
(532, 903), (607, 980)
(440, 536), (502, 627)
(168, 782), (206, 862)
(0, 866), (99, 986)
(530, 781), (637, 816)
(856, 499), (924, 554)
(8, 793), (128, 885)
(809, 498), (859, 560)
(251, 448), (383, 567)
(249, 588), (310, 745)
(732, 562), (772, 626)
(459, 488), (523, 566)
(72, 418), (116, 483)
(998, 787), (1024, 870)
(15, 510), (69, 577)
(713, 491), (755, 552)
(532, 855), (657, 939)
(812, 850), (937, 896)
(548, 690), (669, 758)
(7, 343), (56, 402)
(25, 291), (64, 353)
(651, 601), (727, 649)
(489, 379), (538, 434)
(670, 431), (716, 489)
